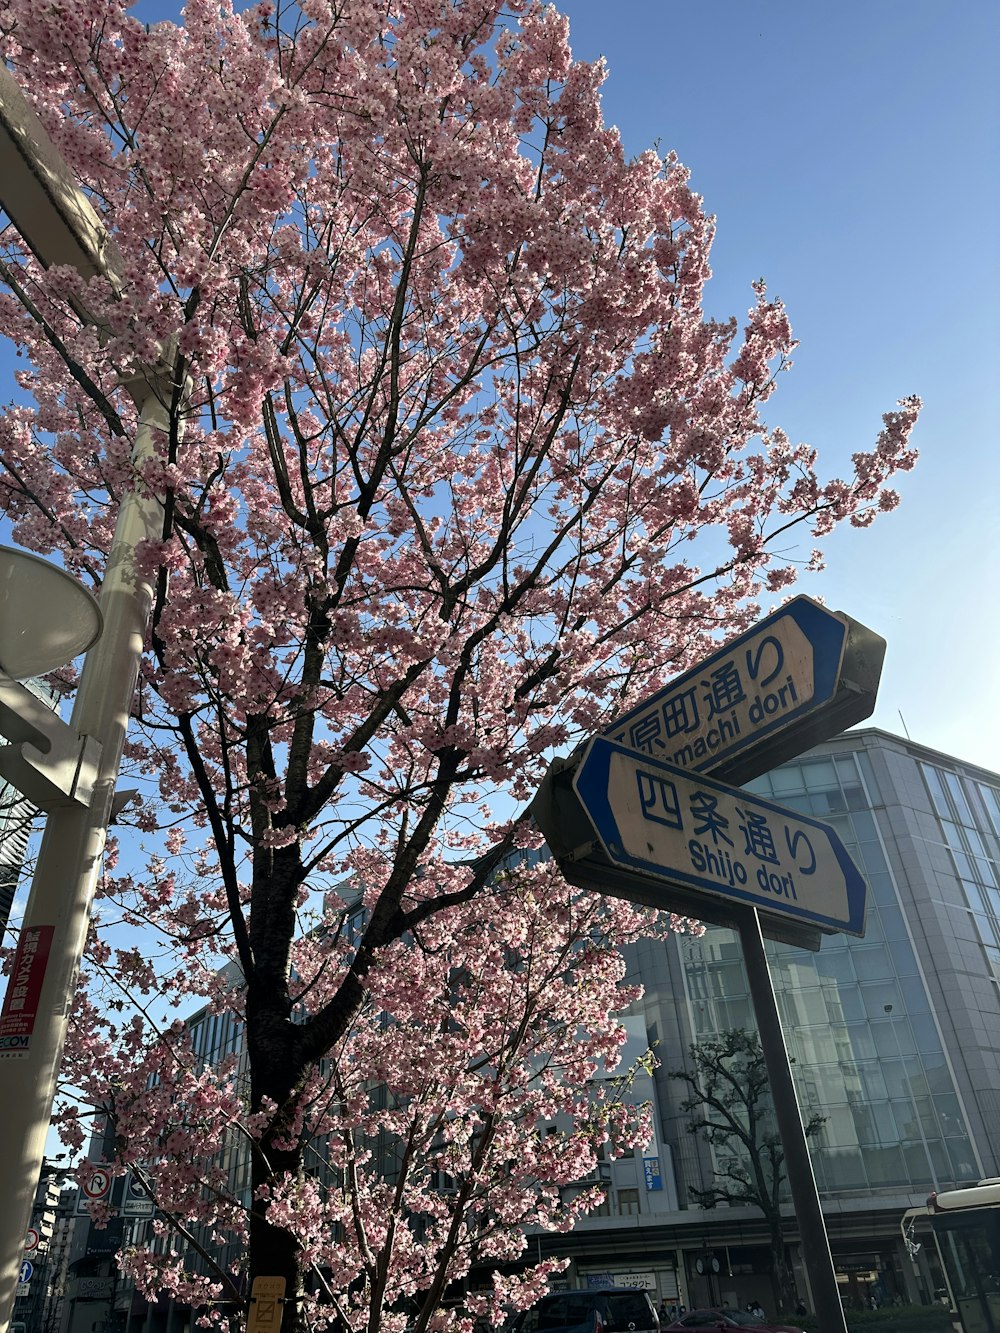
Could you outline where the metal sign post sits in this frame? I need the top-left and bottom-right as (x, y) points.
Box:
(532, 598), (889, 1333)
(737, 906), (844, 1321)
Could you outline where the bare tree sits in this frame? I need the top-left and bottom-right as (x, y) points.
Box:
(671, 1029), (826, 1314)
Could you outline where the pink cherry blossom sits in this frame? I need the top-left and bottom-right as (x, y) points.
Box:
(0, 0), (919, 1328)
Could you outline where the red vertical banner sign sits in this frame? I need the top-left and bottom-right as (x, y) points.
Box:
(0, 925), (54, 1058)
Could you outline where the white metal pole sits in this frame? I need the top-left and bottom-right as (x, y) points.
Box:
(0, 380), (170, 1333)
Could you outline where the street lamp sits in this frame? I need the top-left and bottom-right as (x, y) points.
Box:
(0, 548), (103, 680)
(0, 427), (171, 1333)
(0, 425), (171, 1333)
(0, 550), (104, 813)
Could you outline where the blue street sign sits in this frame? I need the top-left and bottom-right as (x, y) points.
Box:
(123, 1175), (154, 1216)
(18, 1261), (32, 1284)
(603, 596), (874, 780)
(572, 738), (867, 936)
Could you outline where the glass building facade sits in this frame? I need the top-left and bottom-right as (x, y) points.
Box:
(624, 728), (1000, 1307)
(680, 744), (981, 1195)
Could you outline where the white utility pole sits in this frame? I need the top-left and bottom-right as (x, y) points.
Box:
(0, 65), (177, 1333)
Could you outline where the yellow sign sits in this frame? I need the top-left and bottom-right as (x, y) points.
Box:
(247, 1276), (287, 1333)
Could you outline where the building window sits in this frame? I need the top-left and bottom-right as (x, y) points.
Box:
(977, 783), (1000, 840)
(616, 1188), (640, 1216)
(922, 762), (1000, 968)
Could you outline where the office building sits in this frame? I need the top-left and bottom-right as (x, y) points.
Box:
(11, 1161), (76, 1333)
(0, 775), (32, 943)
(0, 678), (60, 942)
(549, 728), (1000, 1311)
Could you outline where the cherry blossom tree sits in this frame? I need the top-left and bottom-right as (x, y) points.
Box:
(0, 0), (919, 1329)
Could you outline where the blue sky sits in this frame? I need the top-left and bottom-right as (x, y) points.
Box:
(556, 0), (999, 772)
(2, 0), (996, 1163)
(4, 0), (998, 771)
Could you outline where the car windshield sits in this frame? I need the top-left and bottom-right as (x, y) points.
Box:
(605, 1296), (652, 1326)
(536, 1298), (596, 1332)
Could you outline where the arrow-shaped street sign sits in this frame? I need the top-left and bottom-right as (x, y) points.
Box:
(603, 596), (885, 785)
(536, 598), (881, 1333)
(570, 738), (867, 936)
(531, 737), (868, 946)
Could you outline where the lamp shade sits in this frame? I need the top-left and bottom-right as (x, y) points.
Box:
(0, 545), (103, 679)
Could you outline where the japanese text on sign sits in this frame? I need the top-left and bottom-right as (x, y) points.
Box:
(636, 770), (816, 903)
(642, 1156), (663, 1191)
(606, 617), (819, 769)
(0, 924), (54, 1058)
(593, 747), (860, 931)
(247, 1276), (287, 1333)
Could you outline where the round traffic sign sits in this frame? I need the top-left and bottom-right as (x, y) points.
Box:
(82, 1168), (112, 1200)
(24, 1229), (39, 1253)
(19, 1261), (33, 1284)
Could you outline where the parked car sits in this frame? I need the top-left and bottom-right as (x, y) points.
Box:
(662, 1311), (803, 1333)
(517, 1288), (661, 1333)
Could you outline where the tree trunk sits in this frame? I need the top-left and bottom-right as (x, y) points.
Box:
(768, 1229), (799, 1317)
(247, 1000), (310, 1333)
(249, 1136), (307, 1333)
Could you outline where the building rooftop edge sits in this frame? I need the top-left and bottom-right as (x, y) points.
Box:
(805, 726), (1000, 783)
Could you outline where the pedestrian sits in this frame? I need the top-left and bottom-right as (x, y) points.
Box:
(751, 1303), (765, 1320)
